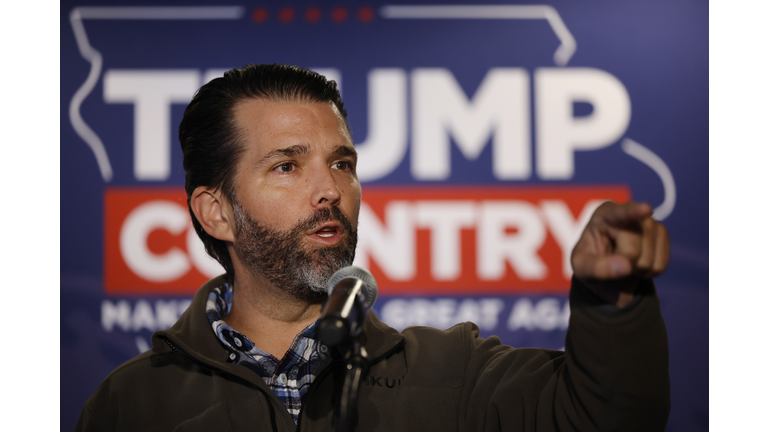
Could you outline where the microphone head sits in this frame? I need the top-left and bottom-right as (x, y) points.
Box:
(327, 266), (378, 308)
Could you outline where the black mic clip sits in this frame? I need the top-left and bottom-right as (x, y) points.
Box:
(334, 340), (369, 432)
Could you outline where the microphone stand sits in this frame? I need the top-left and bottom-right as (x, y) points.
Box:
(334, 337), (369, 432)
(318, 267), (378, 432)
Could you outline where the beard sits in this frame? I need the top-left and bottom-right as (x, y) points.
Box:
(231, 201), (357, 301)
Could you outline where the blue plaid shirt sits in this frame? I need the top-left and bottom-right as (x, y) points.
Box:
(206, 282), (329, 424)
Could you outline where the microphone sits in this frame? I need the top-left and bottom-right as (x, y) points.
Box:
(318, 266), (378, 347)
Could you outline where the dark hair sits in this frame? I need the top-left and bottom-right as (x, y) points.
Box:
(179, 64), (349, 281)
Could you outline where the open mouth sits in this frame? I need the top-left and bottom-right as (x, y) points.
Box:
(316, 226), (339, 238)
(307, 221), (344, 242)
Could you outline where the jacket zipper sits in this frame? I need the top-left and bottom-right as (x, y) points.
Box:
(296, 359), (342, 431)
(159, 335), (406, 431)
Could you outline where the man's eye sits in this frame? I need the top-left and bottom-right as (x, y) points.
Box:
(334, 161), (351, 170)
(276, 163), (294, 172)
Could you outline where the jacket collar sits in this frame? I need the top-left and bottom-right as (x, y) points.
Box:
(152, 275), (405, 368)
(152, 275), (233, 365)
(359, 309), (406, 362)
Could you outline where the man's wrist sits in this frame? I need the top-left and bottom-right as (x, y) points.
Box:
(571, 276), (648, 316)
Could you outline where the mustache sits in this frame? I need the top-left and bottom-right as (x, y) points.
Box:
(294, 206), (355, 237)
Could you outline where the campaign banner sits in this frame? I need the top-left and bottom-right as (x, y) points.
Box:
(61, 1), (708, 430)
(103, 186), (629, 295)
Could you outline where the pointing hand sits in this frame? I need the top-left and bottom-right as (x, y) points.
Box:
(571, 201), (670, 307)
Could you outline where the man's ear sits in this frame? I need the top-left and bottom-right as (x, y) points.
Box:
(189, 187), (236, 243)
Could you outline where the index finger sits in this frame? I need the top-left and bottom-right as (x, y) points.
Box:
(600, 201), (653, 226)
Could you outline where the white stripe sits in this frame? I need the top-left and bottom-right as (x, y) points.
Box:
(75, 6), (245, 20)
(379, 5), (576, 66)
(381, 5), (549, 19)
(621, 138), (677, 221)
(67, 6), (245, 182)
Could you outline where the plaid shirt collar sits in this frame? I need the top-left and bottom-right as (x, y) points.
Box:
(205, 281), (329, 424)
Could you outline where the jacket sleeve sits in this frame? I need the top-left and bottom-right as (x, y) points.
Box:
(458, 278), (670, 432)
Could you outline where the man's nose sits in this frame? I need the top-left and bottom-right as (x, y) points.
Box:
(310, 167), (341, 207)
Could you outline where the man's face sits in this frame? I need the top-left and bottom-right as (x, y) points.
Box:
(228, 98), (361, 299)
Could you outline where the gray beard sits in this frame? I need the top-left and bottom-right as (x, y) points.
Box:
(231, 200), (357, 301)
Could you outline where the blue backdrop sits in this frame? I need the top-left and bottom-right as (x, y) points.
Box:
(61, 1), (708, 430)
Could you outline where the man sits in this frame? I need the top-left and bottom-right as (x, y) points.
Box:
(76, 64), (670, 431)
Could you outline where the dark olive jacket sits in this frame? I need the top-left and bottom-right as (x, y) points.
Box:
(75, 276), (670, 431)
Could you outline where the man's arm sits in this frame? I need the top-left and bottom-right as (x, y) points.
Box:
(459, 278), (669, 432)
(550, 200), (671, 430)
(459, 200), (671, 432)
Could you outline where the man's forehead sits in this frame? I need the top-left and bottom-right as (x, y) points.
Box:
(232, 97), (354, 155)
(235, 97), (347, 131)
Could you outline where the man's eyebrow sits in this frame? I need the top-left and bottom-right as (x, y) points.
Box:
(332, 145), (358, 160)
(257, 144), (310, 166)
